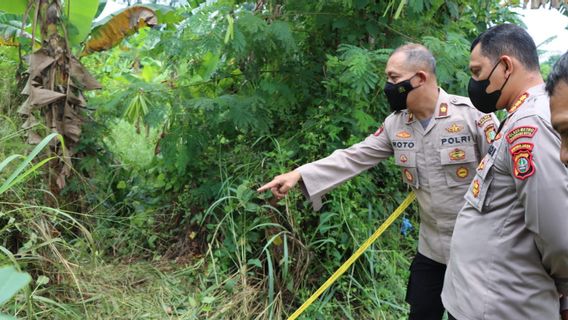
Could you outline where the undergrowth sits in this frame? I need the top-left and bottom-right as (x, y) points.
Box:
(0, 1), (522, 319)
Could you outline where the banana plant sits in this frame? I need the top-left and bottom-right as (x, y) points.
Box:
(0, 0), (160, 195)
(0, 1), (161, 54)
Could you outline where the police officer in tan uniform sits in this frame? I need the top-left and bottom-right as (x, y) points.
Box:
(441, 24), (568, 320)
(258, 44), (498, 320)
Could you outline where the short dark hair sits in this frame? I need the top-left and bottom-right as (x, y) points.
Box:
(392, 43), (437, 75)
(546, 51), (568, 96)
(471, 24), (540, 71)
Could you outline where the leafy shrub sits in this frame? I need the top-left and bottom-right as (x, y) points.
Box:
(0, 0), (523, 318)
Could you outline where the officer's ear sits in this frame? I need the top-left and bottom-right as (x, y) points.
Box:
(415, 71), (428, 86)
(501, 55), (514, 78)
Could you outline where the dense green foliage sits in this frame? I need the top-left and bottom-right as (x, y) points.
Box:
(0, 1), (532, 319)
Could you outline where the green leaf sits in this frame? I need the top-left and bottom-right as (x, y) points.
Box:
(394, 0), (407, 19)
(0, 13), (29, 46)
(0, 133), (62, 195)
(353, 109), (376, 132)
(36, 275), (49, 286)
(224, 279), (236, 293)
(94, 0), (108, 20)
(0, 157), (55, 194)
(201, 296), (215, 304)
(0, 155), (25, 173)
(264, 248), (274, 318)
(138, 4), (179, 26)
(0, 0), (27, 15)
(63, 0), (100, 46)
(197, 51), (220, 80)
(224, 14), (234, 44)
(268, 21), (296, 53)
(247, 258), (262, 268)
(408, 0), (424, 14)
(187, 296), (197, 307)
(0, 266), (31, 306)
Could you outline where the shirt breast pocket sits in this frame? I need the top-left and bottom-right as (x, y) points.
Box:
(394, 151), (419, 188)
(440, 145), (477, 187)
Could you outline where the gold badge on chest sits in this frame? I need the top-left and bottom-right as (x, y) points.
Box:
(446, 123), (463, 133)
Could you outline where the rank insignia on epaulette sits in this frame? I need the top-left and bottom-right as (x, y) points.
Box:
(477, 158), (486, 171)
(472, 179), (480, 198)
(438, 103), (448, 117)
(508, 92), (529, 114)
(407, 112), (414, 123)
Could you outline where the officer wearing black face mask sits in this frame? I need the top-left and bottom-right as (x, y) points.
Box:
(259, 43), (499, 320)
(467, 59), (511, 114)
(442, 24), (568, 320)
(383, 73), (419, 112)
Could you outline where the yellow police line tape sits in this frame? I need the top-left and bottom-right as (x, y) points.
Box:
(287, 192), (416, 320)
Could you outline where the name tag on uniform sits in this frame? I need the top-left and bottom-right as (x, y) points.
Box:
(392, 140), (415, 149)
(441, 135), (472, 145)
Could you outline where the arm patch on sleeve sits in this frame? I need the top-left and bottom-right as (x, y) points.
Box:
(374, 124), (384, 136)
(477, 114), (493, 127)
(484, 124), (496, 143)
(506, 126), (538, 144)
(510, 142), (535, 180)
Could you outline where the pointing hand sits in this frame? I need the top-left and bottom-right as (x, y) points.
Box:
(257, 171), (302, 200)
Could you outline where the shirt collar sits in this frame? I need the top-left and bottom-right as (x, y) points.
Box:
(405, 87), (450, 124)
(405, 111), (415, 124)
(507, 83), (546, 114)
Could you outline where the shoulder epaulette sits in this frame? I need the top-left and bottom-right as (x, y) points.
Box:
(448, 95), (473, 108)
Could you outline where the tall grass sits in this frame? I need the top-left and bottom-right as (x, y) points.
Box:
(0, 133), (63, 195)
(0, 60), (96, 317)
(0, 130), (96, 318)
(183, 136), (417, 319)
(0, 54), (415, 320)
(0, 102), (415, 320)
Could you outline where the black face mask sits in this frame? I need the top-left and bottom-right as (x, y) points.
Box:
(384, 74), (418, 112)
(468, 60), (510, 113)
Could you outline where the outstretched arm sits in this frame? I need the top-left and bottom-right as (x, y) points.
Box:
(258, 122), (394, 210)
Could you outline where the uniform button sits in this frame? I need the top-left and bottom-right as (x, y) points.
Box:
(451, 98), (457, 103)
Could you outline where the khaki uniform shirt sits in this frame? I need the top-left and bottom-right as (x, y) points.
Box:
(442, 84), (568, 319)
(297, 89), (498, 264)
